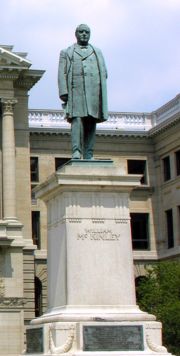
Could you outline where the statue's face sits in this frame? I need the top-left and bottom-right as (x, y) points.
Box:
(75, 25), (90, 45)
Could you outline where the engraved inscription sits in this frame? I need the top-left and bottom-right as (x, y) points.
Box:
(83, 325), (144, 351)
(77, 229), (120, 241)
(26, 328), (43, 353)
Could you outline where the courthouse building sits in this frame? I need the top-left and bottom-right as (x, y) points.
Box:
(0, 45), (179, 354)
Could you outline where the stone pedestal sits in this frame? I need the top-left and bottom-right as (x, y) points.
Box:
(26, 161), (172, 355)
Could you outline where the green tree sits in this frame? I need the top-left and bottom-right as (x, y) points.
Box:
(136, 261), (180, 355)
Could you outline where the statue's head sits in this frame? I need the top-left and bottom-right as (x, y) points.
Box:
(75, 24), (91, 45)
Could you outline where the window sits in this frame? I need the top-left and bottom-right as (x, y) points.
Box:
(165, 209), (174, 249)
(35, 277), (42, 317)
(30, 157), (39, 182)
(163, 156), (171, 181)
(175, 150), (180, 176)
(32, 211), (40, 249)
(130, 213), (149, 250)
(55, 157), (69, 171)
(127, 160), (147, 184)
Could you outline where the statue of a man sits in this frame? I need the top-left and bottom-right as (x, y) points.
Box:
(58, 24), (108, 159)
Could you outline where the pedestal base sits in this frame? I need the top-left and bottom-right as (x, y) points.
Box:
(26, 318), (172, 356)
(26, 306), (173, 355)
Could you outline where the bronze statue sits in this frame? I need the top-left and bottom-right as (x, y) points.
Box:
(58, 24), (108, 159)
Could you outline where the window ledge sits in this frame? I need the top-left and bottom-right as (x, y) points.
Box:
(133, 250), (158, 260)
(131, 186), (154, 195)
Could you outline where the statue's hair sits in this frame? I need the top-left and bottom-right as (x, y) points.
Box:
(75, 24), (90, 36)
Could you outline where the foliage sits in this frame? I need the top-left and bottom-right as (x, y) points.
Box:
(136, 261), (180, 355)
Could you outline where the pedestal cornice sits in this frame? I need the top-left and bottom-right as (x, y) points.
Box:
(34, 161), (142, 202)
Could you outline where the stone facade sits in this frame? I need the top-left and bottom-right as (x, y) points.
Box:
(0, 44), (179, 355)
(0, 44), (44, 355)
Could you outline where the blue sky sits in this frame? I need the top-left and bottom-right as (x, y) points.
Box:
(1, 0), (180, 112)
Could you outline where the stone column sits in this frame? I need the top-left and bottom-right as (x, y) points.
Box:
(1, 98), (17, 221)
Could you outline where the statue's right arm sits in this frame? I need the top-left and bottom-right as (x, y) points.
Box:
(58, 50), (68, 100)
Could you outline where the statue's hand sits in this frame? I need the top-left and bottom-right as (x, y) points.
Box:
(60, 94), (68, 103)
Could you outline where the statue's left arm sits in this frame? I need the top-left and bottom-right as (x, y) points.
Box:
(93, 47), (108, 79)
(93, 46), (108, 120)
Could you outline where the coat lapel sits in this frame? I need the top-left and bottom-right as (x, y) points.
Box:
(74, 44), (94, 59)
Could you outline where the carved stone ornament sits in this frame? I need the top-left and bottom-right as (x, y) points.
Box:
(92, 218), (105, 224)
(68, 218), (82, 224)
(115, 218), (129, 224)
(0, 297), (25, 308)
(1, 98), (18, 115)
(49, 324), (75, 354)
(146, 334), (168, 353)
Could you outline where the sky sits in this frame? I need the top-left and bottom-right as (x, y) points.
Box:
(1, 0), (180, 113)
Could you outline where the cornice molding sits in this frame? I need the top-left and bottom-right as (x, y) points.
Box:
(0, 46), (31, 67)
(148, 114), (180, 138)
(0, 45), (45, 90)
(15, 70), (45, 90)
(0, 72), (19, 80)
(153, 94), (180, 119)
